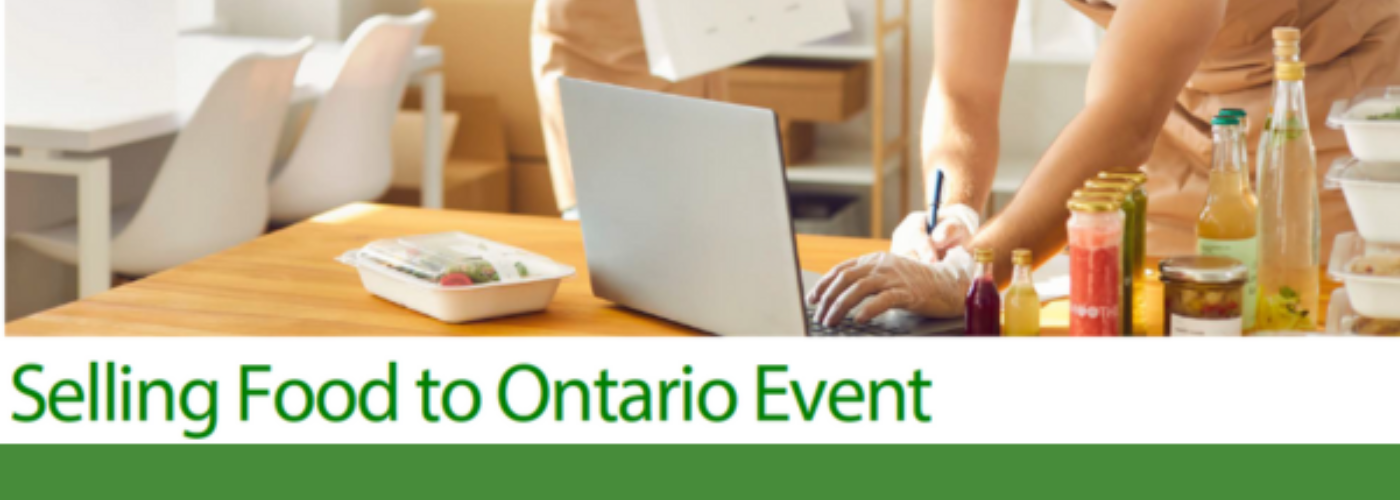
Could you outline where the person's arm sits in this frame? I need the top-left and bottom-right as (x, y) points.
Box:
(968, 0), (1226, 286)
(811, 0), (1227, 325)
(924, 0), (1018, 215)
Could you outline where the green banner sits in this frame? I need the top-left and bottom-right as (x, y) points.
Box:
(2, 445), (1395, 497)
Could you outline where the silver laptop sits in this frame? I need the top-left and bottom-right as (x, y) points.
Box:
(560, 77), (962, 337)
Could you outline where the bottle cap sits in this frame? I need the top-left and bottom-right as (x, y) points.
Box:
(1067, 198), (1120, 213)
(974, 248), (994, 264)
(1273, 27), (1301, 61)
(1158, 256), (1248, 285)
(1012, 249), (1032, 266)
(1097, 171), (1147, 186)
(1272, 27), (1301, 42)
(1218, 108), (1247, 119)
(1084, 179), (1135, 193)
(1073, 188), (1125, 202)
(1211, 116), (1240, 126)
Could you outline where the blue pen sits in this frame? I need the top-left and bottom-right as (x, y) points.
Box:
(927, 170), (944, 234)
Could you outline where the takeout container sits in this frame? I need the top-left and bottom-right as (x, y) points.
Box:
(1327, 232), (1400, 320)
(1328, 86), (1400, 162)
(338, 232), (575, 323)
(1325, 156), (1400, 244)
(1326, 288), (1400, 336)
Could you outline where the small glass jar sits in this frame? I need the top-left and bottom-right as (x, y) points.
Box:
(1159, 256), (1248, 336)
(1067, 198), (1124, 336)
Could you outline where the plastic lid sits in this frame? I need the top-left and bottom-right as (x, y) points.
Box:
(1218, 108), (1247, 118)
(1211, 116), (1240, 126)
(1097, 171), (1147, 186)
(974, 248), (994, 263)
(1012, 249), (1032, 265)
(1067, 198), (1120, 213)
(1158, 256), (1248, 284)
(1084, 179), (1134, 193)
(1326, 87), (1400, 128)
(1324, 156), (1400, 190)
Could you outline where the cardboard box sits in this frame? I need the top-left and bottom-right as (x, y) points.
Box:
(511, 159), (559, 216)
(402, 92), (510, 163)
(724, 59), (869, 123)
(780, 120), (815, 165)
(422, 0), (545, 158)
(388, 94), (513, 213)
(381, 159), (511, 212)
(389, 111), (461, 189)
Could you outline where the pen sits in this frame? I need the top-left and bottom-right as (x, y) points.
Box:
(927, 169), (944, 234)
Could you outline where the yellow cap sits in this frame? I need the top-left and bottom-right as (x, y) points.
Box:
(974, 248), (994, 264)
(1097, 172), (1147, 186)
(1276, 60), (1305, 81)
(1073, 188), (1125, 202)
(1067, 198), (1120, 213)
(1084, 179), (1134, 193)
(1012, 249), (1032, 266)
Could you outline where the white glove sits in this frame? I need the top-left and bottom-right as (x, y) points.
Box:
(890, 204), (980, 263)
(806, 248), (976, 326)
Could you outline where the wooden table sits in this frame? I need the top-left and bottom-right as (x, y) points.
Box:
(5, 204), (1334, 337)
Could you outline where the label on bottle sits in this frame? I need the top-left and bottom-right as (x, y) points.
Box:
(1169, 315), (1243, 337)
(1197, 236), (1258, 330)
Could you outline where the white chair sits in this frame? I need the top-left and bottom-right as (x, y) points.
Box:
(268, 9), (435, 224)
(14, 39), (313, 277)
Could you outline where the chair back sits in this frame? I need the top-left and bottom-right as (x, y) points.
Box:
(113, 38), (312, 275)
(270, 9), (435, 222)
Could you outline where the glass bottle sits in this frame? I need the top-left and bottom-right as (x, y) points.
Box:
(1003, 249), (1040, 336)
(1197, 115), (1260, 331)
(1096, 172), (1148, 336)
(1067, 198), (1123, 336)
(1255, 27), (1320, 331)
(1083, 179), (1137, 335)
(1218, 108), (1250, 173)
(965, 248), (1001, 336)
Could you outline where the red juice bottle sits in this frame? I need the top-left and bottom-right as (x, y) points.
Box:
(1067, 198), (1124, 336)
(965, 248), (1001, 336)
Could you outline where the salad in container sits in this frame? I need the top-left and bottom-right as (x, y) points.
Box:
(338, 232), (575, 323)
(1327, 232), (1400, 321)
(1327, 86), (1400, 162)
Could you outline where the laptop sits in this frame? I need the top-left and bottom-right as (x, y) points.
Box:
(559, 77), (962, 337)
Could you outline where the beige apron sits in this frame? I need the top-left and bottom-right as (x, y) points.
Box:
(1067, 0), (1400, 257)
(532, 0), (728, 211)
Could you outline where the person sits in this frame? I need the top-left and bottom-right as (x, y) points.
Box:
(809, 0), (1400, 326)
(532, 0), (727, 220)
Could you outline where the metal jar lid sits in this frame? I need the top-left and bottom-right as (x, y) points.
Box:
(1158, 256), (1248, 285)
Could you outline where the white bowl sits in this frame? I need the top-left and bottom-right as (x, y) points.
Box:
(1325, 157), (1400, 244)
(1328, 87), (1400, 163)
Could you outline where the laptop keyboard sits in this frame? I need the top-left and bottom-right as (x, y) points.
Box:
(805, 307), (906, 337)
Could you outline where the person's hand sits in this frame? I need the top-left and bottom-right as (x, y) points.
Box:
(806, 249), (975, 326)
(890, 204), (980, 263)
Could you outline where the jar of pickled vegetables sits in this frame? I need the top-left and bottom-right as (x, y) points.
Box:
(1067, 198), (1123, 336)
(1159, 256), (1248, 336)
